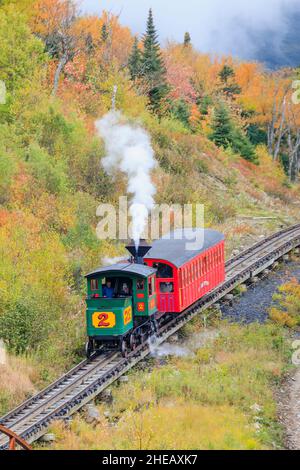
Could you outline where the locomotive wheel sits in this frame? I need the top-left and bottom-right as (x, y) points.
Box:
(129, 333), (137, 351)
(121, 339), (128, 358)
(85, 339), (94, 360)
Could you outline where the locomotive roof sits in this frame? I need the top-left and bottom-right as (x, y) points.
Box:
(85, 263), (156, 279)
(144, 228), (224, 268)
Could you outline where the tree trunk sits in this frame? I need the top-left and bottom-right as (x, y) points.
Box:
(273, 97), (286, 161)
(52, 53), (68, 96)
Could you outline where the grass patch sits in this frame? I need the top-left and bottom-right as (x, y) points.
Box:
(42, 321), (292, 450)
(0, 354), (41, 415)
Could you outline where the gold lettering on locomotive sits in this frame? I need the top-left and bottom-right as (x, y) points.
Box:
(92, 311), (116, 328)
(123, 306), (132, 325)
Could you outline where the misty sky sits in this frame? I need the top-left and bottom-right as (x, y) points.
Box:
(80, 0), (300, 63)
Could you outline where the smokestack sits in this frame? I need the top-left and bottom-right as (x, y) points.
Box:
(126, 239), (151, 264)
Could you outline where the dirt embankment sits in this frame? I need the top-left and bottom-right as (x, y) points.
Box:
(278, 367), (300, 450)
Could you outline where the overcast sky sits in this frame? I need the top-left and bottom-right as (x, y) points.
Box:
(80, 0), (299, 60)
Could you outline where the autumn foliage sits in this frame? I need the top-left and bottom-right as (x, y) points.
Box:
(0, 0), (299, 389)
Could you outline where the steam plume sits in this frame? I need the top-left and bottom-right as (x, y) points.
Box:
(102, 255), (128, 266)
(96, 111), (156, 249)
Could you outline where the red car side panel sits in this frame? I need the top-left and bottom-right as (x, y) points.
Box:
(144, 240), (225, 314)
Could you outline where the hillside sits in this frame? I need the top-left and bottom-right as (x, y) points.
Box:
(0, 0), (300, 419)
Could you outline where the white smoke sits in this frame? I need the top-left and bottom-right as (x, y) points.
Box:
(96, 111), (156, 249)
(150, 342), (192, 358)
(102, 255), (128, 266)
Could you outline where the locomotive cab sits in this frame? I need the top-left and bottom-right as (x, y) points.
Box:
(85, 263), (157, 358)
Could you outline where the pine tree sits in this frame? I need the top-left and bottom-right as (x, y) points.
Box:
(85, 33), (94, 55)
(183, 32), (191, 47)
(141, 9), (168, 111)
(219, 64), (241, 97)
(128, 37), (142, 80)
(210, 103), (233, 148)
(231, 127), (257, 163)
(219, 64), (235, 83)
(210, 103), (257, 163)
(101, 23), (109, 42)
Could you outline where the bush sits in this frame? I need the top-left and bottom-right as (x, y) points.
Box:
(0, 151), (16, 203)
(269, 280), (300, 328)
(27, 144), (69, 195)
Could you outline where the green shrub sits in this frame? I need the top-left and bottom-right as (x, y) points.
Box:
(27, 144), (69, 195)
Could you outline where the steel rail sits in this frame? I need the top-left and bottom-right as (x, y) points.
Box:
(0, 352), (118, 431)
(225, 223), (300, 271)
(0, 425), (32, 450)
(1, 223), (300, 449)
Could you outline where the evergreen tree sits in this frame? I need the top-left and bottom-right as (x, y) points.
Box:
(219, 64), (241, 97)
(183, 32), (191, 47)
(141, 9), (168, 111)
(210, 103), (258, 163)
(170, 99), (191, 128)
(210, 103), (233, 148)
(231, 127), (257, 163)
(128, 37), (142, 80)
(101, 23), (109, 42)
(247, 124), (267, 146)
(85, 33), (94, 55)
(219, 64), (235, 83)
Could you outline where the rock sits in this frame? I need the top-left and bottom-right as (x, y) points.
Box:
(99, 388), (113, 403)
(119, 375), (129, 383)
(84, 404), (101, 424)
(168, 334), (179, 343)
(40, 433), (56, 443)
(224, 294), (234, 301)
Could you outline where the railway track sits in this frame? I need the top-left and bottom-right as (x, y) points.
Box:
(1, 223), (300, 449)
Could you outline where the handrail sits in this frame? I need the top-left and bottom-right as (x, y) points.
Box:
(0, 424), (32, 450)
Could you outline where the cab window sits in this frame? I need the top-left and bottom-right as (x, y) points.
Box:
(90, 279), (98, 291)
(148, 277), (153, 295)
(136, 279), (145, 291)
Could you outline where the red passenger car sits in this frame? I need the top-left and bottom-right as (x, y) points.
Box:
(144, 229), (225, 313)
